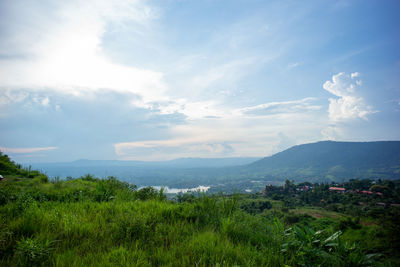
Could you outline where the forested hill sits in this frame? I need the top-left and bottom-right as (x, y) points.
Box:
(245, 141), (400, 181)
(11, 141), (400, 188)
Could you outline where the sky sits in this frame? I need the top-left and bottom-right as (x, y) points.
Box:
(0, 0), (399, 162)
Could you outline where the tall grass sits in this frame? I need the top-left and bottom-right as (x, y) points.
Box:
(0, 176), (390, 266)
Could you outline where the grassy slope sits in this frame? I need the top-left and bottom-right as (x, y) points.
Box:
(0, 153), (395, 266)
(0, 177), (285, 266)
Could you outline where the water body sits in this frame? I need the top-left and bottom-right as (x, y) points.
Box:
(141, 185), (211, 194)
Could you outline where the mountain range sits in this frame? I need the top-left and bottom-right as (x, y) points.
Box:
(28, 141), (400, 190)
(245, 141), (400, 181)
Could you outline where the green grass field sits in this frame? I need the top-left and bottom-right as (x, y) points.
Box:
(1, 153), (398, 266)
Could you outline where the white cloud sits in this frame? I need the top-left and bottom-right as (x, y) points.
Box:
(320, 125), (343, 140)
(114, 113), (324, 160)
(41, 97), (50, 106)
(0, 90), (62, 112)
(148, 97), (322, 122)
(114, 138), (234, 160)
(323, 72), (376, 121)
(236, 97), (321, 116)
(175, 100), (227, 119)
(0, 0), (167, 104)
(32, 96), (50, 106)
(130, 98), (226, 120)
(287, 62), (301, 69)
(115, 97), (327, 160)
(0, 89), (29, 107)
(0, 146), (58, 154)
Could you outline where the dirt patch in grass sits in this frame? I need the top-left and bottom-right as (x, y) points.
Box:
(307, 212), (324, 218)
(294, 209), (340, 219)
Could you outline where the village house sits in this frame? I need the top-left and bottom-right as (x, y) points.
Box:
(329, 186), (346, 193)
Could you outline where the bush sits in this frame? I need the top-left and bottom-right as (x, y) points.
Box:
(134, 186), (165, 201)
(14, 237), (55, 266)
(81, 174), (97, 182)
(283, 214), (301, 225)
(33, 174), (49, 183)
(176, 192), (196, 203)
(240, 200), (272, 214)
(337, 217), (361, 230)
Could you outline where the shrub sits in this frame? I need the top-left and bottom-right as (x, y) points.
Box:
(283, 214), (301, 225)
(337, 217), (361, 230)
(14, 237), (55, 266)
(176, 192), (196, 203)
(134, 186), (165, 201)
(240, 200), (272, 214)
(81, 174), (97, 182)
(33, 174), (49, 183)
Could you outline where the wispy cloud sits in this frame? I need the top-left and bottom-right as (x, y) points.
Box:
(115, 96), (327, 160)
(320, 125), (343, 140)
(188, 57), (260, 93)
(237, 97), (321, 116)
(115, 138), (234, 160)
(0, 146), (58, 154)
(287, 62), (302, 69)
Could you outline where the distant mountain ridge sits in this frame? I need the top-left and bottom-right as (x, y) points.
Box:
(27, 141), (400, 189)
(33, 157), (261, 168)
(29, 157), (261, 181)
(245, 141), (400, 181)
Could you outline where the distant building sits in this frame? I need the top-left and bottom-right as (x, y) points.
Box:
(361, 190), (373, 195)
(329, 187), (346, 193)
(301, 185), (310, 191)
(356, 189), (382, 196)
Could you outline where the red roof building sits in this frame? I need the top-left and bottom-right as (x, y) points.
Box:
(361, 190), (373, 195)
(329, 187), (346, 192)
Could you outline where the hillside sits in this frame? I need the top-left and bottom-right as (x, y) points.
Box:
(244, 141), (400, 182)
(1, 152), (397, 266)
(21, 141), (400, 191)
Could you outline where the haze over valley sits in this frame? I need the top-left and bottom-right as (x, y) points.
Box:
(30, 141), (400, 193)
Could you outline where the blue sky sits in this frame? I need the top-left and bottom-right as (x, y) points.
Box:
(0, 0), (399, 162)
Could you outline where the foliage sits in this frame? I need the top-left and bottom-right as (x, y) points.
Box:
(0, 154), (397, 266)
(15, 237), (56, 266)
(240, 199), (272, 214)
(282, 226), (382, 266)
(262, 179), (400, 261)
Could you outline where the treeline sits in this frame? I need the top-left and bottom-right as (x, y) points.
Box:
(263, 179), (400, 212)
(261, 179), (400, 258)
